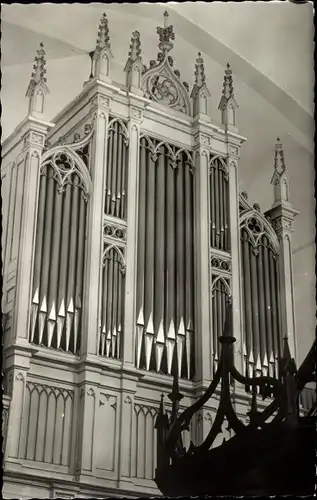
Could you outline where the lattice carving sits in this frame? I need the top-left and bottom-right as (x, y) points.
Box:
(240, 211), (279, 255)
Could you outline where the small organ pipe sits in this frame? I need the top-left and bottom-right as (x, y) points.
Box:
(116, 128), (123, 218)
(107, 250), (114, 343)
(219, 171), (224, 250)
(212, 286), (218, 369)
(101, 256), (109, 351)
(111, 257), (119, 356)
(117, 264), (123, 358)
(250, 244), (260, 360)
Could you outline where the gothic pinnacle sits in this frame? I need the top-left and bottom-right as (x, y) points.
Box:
(274, 137), (286, 173)
(194, 52), (206, 88)
(157, 10), (175, 53)
(222, 62), (234, 99)
(96, 12), (110, 51)
(26, 42), (48, 97)
(128, 31), (142, 61)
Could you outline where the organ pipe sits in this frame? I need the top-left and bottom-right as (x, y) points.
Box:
(219, 171), (224, 249)
(249, 244), (260, 362)
(257, 244), (267, 364)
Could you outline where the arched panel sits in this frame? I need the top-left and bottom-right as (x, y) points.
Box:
(29, 145), (91, 354)
(209, 155), (230, 251)
(99, 245), (126, 359)
(105, 117), (129, 219)
(211, 275), (231, 373)
(135, 135), (195, 379)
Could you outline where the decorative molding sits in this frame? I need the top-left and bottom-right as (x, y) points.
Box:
(131, 107), (143, 121)
(211, 275), (231, 298)
(240, 210), (280, 254)
(271, 217), (293, 233)
(124, 395), (132, 404)
(90, 94), (111, 110)
(140, 133), (195, 173)
(194, 132), (211, 147)
(228, 144), (239, 156)
(210, 254), (231, 274)
(23, 131), (45, 149)
(103, 220), (127, 243)
(102, 243), (126, 276)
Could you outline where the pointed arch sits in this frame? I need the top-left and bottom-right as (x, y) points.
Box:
(211, 275), (231, 297)
(240, 210), (279, 254)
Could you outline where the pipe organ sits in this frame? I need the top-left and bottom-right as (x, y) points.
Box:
(2, 10), (299, 500)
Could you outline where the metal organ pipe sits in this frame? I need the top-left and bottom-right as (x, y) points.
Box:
(257, 244), (267, 365)
(166, 150), (176, 374)
(263, 240), (273, 365)
(209, 166), (215, 248)
(214, 165), (220, 249)
(219, 170), (224, 250)
(176, 157), (185, 377)
(185, 161), (194, 379)
(249, 243), (260, 364)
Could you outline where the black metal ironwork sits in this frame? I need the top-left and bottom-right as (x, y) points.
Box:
(155, 299), (316, 496)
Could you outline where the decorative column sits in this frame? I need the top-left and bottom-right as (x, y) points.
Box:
(265, 138), (299, 361)
(80, 19), (114, 357)
(191, 53), (212, 387)
(12, 43), (54, 346)
(117, 97), (145, 488)
(218, 64), (244, 373)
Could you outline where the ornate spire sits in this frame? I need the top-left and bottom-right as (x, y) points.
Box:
(194, 52), (206, 87)
(92, 13), (113, 82)
(96, 13), (110, 51)
(218, 63), (238, 127)
(124, 31), (144, 93)
(26, 42), (49, 116)
(270, 138), (290, 205)
(190, 52), (210, 117)
(157, 11), (175, 54)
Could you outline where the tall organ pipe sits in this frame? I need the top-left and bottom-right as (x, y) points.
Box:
(269, 252), (279, 364)
(263, 241), (273, 360)
(111, 257), (119, 356)
(39, 171), (55, 331)
(121, 134), (127, 219)
(56, 183), (72, 347)
(212, 283), (218, 368)
(249, 245), (260, 362)
(223, 177), (228, 250)
(116, 129), (123, 218)
(219, 171), (224, 250)
(165, 151), (176, 346)
(242, 230), (252, 355)
(136, 140), (146, 326)
(65, 176), (80, 351)
(106, 130), (113, 215)
(257, 244), (267, 364)
(74, 195), (86, 352)
(144, 149), (155, 334)
(111, 123), (118, 217)
(47, 187), (63, 346)
(106, 250), (114, 348)
(214, 165), (219, 248)
(154, 150), (166, 339)
(176, 160), (185, 331)
(210, 166), (215, 247)
(31, 173), (47, 342)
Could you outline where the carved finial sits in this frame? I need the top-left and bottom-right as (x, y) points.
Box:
(274, 137), (286, 174)
(270, 137), (290, 205)
(92, 13), (113, 82)
(194, 52), (206, 87)
(26, 42), (49, 117)
(218, 63), (238, 127)
(124, 31), (144, 93)
(157, 10), (175, 53)
(96, 13), (110, 51)
(191, 52), (210, 117)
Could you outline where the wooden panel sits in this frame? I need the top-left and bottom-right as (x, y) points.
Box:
(95, 393), (117, 472)
(10, 159), (25, 262)
(19, 382), (74, 466)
